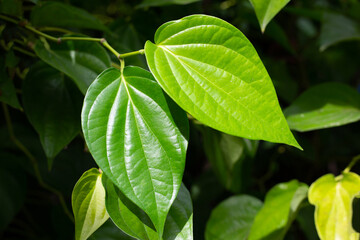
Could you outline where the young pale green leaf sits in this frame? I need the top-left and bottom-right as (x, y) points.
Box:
(82, 66), (189, 237)
(144, 14), (300, 149)
(309, 172), (360, 240)
(30, 1), (107, 31)
(249, 0), (291, 32)
(72, 168), (109, 240)
(284, 82), (360, 132)
(103, 175), (193, 240)
(201, 126), (258, 193)
(0, 58), (21, 110)
(137, 0), (200, 8)
(34, 37), (111, 94)
(205, 195), (262, 240)
(248, 180), (308, 240)
(23, 62), (82, 166)
(319, 12), (360, 51)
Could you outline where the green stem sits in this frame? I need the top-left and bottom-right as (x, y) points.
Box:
(343, 154), (360, 173)
(2, 103), (74, 223)
(13, 46), (36, 57)
(119, 49), (145, 58)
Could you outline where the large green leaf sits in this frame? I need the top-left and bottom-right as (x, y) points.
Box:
(201, 126), (258, 193)
(248, 180), (308, 240)
(0, 57), (21, 109)
(34, 37), (111, 94)
(249, 0), (291, 32)
(22, 62), (82, 166)
(309, 172), (360, 240)
(72, 168), (109, 240)
(144, 15), (300, 149)
(319, 12), (360, 51)
(90, 220), (136, 240)
(205, 195), (262, 240)
(82, 66), (189, 236)
(137, 0), (200, 8)
(104, 175), (193, 240)
(30, 1), (107, 31)
(284, 82), (360, 132)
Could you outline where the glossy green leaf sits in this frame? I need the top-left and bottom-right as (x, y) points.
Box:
(137, 0), (200, 8)
(201, 126), (258, 193)
(319, 12), (360, 51)
(205, 195), (262, 240)
(248, 180), (308, 240)
(104, 175), (193, 240)
(284, 82), (360, 132)
(72, 168), (109, 240)
(0, 58), (21, 109)
(30, 1), (107, 31)
(145, 14), (300, 149)
(309, 172), (360, 240)
(249, 0), (291, 32)
(82, 66), (189, 236)
(23, 62), (82, 166)
(34, 37), (111, 94)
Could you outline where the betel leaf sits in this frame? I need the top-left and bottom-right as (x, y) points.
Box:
(90, 220), (136, 240)
(144, 14), (300, 149)
(82, 66), (189, 236)
(34, 36), (111, 94)
(0, 57), (21, 109)
(284, 82), (360, 132)
(205, 195), (262, 240)
(309, 172), (360, 240)
(72, 168), (109, 240)
(319, 12), (360, 51)
(249, 0), (291, 32)
(248, 180), (308, 240)
(103, 175), (193, 240)
(30, 1), (107, 31)
(23, 62), (82, 167)
(137, 0), (200, 8)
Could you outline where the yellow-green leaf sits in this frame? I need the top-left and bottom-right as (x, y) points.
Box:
(309, 172), (360, 240)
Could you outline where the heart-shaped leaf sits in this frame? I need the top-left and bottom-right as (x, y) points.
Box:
(144, 14), (300, 149)
(284, 82), (360, 132)
(72, 168), (109, 240)
(309, 172), (360, 240)
(23, 62), (83, 166)
(34, 37), (111, 94)
(103, 175), (193, 240)
(205, 195), (262, 240)
(82, 66), (189, 236)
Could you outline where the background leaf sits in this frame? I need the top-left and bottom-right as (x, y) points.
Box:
(319, 12), (360, 51)
(0, 58), (21, 110)
(205, 195), (262, 240)
(145, 14), (300, 149)
(284, 82), (360, 132)
(249, 0), (291, 32)
(72, 168), (109, 240)
(309, 172), (360, 240)
(23, 62), (83, 166)
(137, 0), (200, 8)
(90, 220), (136, 240)
(34, 37), (111, 94)
(248, 180), (308, 240)
(82, 66), (189, 236)
(30, 1), (107, 31)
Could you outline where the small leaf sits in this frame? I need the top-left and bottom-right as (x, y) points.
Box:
(104, 176), (193, 240)
(23, 62), (82, 166)
(319, 12), (360, 51)
(309, 172), (360, 240)
(145, 14), (300, 149)
(34, 36), (111, 94)
(0, 58), (21, 109)
(72, 168), (109, 240)
(284, 82), (360, 132)
(137, 0), (200, 8)
(249, 0), (291, 32)
(82, 66), (189, 236)
(205, 195), (262, 240)
(30, 1), (107, 31)
(248, 180), (308, 240)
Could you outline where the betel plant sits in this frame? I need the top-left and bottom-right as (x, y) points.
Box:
(1, 0), (360, 239)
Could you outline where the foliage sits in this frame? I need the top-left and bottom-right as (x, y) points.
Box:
(0, 0), (360, 240)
